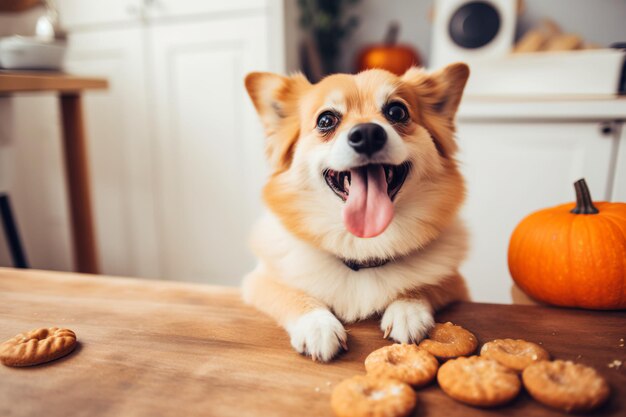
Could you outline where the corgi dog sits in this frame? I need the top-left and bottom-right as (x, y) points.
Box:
(242, 63), (470, 362)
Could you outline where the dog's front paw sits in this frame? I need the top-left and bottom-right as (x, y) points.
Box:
(287, 309), (347, 362)
(381, 299), (434, 344)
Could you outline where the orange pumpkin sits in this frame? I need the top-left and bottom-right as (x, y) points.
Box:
(508, 179), (626, 310)
(356, 22), (421, 75)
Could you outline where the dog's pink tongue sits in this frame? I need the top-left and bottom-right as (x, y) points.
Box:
(342, 165), (394, 238)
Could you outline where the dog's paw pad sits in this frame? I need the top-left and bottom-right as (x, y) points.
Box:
(381, 300), (434, 344)
(287, 309), (347, 362)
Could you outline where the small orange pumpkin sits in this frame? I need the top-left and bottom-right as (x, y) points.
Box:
(356, 22), (421, 75)
(508, 179), (626, 310)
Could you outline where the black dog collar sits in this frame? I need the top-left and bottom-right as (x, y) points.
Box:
(342, 257), (390, 271)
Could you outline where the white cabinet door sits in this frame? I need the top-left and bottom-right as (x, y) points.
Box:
(57, 0), (143, 29)
(148, 15), (271, 285)
(456, 121), (618, 304)
(65, 27), (160, 278)
(143, 0), (270, 19)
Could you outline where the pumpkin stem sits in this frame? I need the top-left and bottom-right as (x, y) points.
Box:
(571, 178), (599, 214)
(384, 21), (400, 45)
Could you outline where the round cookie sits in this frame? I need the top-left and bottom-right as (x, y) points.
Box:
(480, 339), (550, 372)
(0, 327), (77, 367)
(365, 343), (439, 387)
(418, 322), (477, 360)
(437, 356), (521, 407)
(331, 375), (417, 417)
(522, 360), (610, 413)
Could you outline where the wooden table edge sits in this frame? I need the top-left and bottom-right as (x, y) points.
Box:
(0, 71), (108, 94)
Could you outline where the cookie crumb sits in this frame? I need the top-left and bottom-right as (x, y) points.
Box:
(607, 359), (622, 369)
(314, 387), (320, 393)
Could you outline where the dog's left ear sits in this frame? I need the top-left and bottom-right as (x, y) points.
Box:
(402, 63), (469, 158)
(429, 62), (470, 119)
(402, 62), (470, 120)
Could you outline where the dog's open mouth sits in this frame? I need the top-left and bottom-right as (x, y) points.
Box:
(323, 163), (410, 238)
(323, 162), (410, 202)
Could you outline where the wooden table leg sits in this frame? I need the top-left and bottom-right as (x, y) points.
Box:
(59, 93), (99, 274)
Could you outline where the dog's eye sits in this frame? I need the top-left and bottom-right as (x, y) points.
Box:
(384, 102), (409, 123)
(317, 111), (339, 132)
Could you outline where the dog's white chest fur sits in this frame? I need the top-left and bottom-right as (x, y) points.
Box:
(252, 214), (468, 323)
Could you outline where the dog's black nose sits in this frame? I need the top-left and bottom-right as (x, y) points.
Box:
(347, 123), (387, 156)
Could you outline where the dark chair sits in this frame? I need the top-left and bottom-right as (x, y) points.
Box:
(0, 193), (28, 268)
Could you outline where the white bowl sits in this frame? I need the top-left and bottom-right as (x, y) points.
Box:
(0, 36), (67, 70)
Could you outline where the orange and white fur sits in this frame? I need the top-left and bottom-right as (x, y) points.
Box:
(242, 63), (471, 362)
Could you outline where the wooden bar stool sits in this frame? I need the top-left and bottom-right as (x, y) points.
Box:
(0, 71), (108, 273)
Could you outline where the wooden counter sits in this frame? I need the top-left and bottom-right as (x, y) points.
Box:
(0, 267), (624, 417)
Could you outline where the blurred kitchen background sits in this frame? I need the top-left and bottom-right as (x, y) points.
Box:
(0, 0), (624, 304)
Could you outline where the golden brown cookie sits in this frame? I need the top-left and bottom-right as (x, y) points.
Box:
(522, 360), (610, 413)
(0, 327), (77, 367)
(331, 375), (417, 417)
(365, 343), (438, 387)
(437, 356), (521, 407)
(480, 339), (550, 372)
(418, 322), (477, 360)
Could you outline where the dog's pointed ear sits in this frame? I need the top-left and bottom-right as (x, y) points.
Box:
(430, 62), (470, 118)
(245, 72), (310, 171)
(245, 72), (310, 136)
(401, 63), (469, 158)
(402, 62), (469, 120)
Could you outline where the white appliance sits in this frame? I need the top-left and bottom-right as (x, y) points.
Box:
(431, 0), (517, 69)
(0, 36), (67, 70)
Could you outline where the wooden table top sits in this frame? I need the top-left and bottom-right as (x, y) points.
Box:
(0, 267), (624, 417)
(0, 71), (108, 94)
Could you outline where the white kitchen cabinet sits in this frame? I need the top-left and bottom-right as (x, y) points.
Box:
(456, 99), (626, 304)
(148, 16), (269, 283)
(143, 0), (270, 20)
(64, 27), (159, 278)
(57, 0), (143, 28)
(49, 1), (282, 283)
